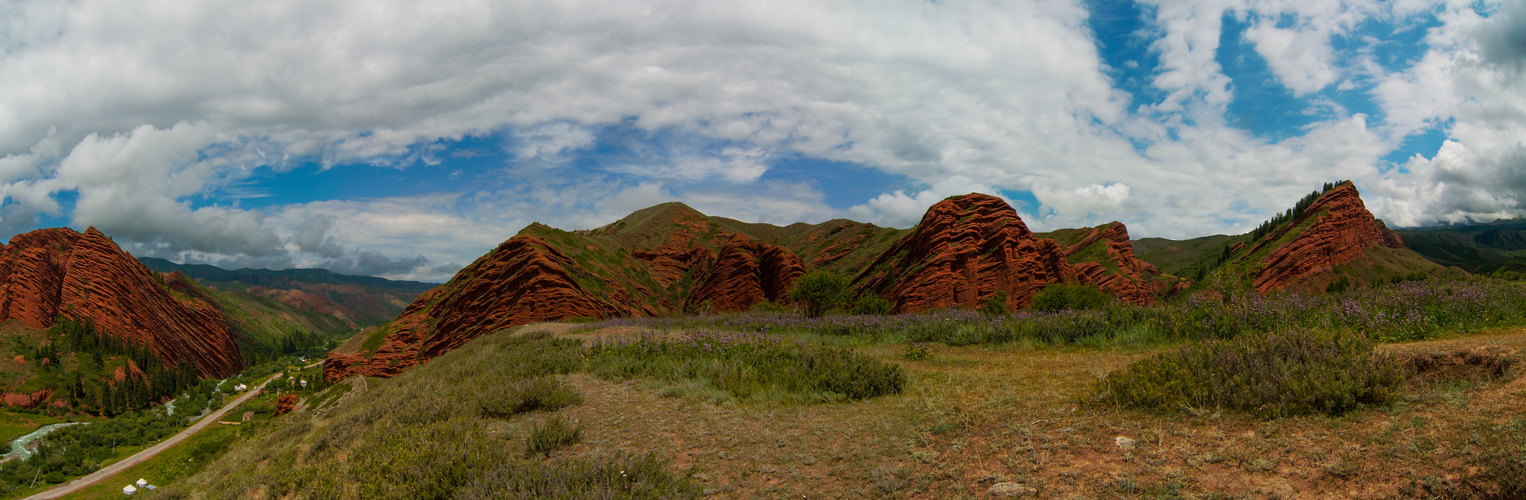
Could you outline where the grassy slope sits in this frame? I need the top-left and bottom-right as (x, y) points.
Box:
(141, 316), (1526, 498)
(1134, 234), (1239, 276)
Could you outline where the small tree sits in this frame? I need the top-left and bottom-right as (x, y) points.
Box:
(979, 290), (1011, 316)
(790, 271), (850, 318)
(1030, 283), (1112, 312)
(851, 295), (893, 315)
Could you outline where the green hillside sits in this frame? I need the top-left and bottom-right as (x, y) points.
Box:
(1395, 218), (1526, 275)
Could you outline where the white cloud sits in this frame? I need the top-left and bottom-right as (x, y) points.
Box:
(0, 0), (1521, 280)
(1243, 20), (1340, 95)
(848, 176), (1005, 228)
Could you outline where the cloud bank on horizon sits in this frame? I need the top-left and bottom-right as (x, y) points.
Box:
(0, 0), (1522, 282)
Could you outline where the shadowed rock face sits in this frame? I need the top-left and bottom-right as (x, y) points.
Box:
(690, 234), (806, 312)
(0, 228), (242, 378)
(852, 194), (1163, 313)
(1251, 182), (1407, 293)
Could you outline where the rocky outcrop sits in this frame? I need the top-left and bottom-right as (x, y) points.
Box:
(854, 194), (1076, 313)
(853, 195), (1168, 313)
(1251, 182), (1408, 293)
(1061, 222), (1158, 306)
(326, 211), (811, 381)
(0, 228), (242, 378)
(690, 234), (805, 312)
(274, 394), (298, 416)
(327, 196), (1176, 380)
(1, 388), (53, 408)
(325, 235), (641, 379)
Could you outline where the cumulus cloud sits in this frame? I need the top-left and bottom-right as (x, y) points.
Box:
(0, 0), (1521, 279)
(848, 176), (1005, 228)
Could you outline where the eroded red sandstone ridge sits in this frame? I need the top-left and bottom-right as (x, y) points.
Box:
(325, 207), (811, 380)
(1249, 181), (1407, 293)
(0, 228), (242, 378)
(690, 234), (806, 313)
(325, 196), (1183, 381)
(853, 194), (1164, 313)
(1061, 222), (1164, 305)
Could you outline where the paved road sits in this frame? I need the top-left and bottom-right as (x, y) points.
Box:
(24, 372), (283, 499)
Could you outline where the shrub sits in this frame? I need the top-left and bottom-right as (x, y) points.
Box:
(901, 342), (932, 361)
(789, 271), (850, 318)
(455, 453), (699, 499)
(1095, 329), (1406, 418)
(1030, 284), (1113, 312)
(480, 376), (583, 418)
(979, 291), (1011, 316)
(588, 331), (905, 402)
(850, 295), (893, 316)
(526, 415), (583, 456)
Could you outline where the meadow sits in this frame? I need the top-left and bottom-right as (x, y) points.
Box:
(43, 276), (1526, 498)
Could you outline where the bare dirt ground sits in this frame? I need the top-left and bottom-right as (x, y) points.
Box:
(513, 324), (1526, 499)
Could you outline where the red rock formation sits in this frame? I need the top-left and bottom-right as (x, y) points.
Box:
(0, 228), (242, 378)
(1061, 222), (1158, 306)
(325, 235), (637, 379)
(326, 219), (810, 381)
(690, 234), (805, 312)
(274, 394), (298, 416)
(1250, 182), (1407, 293)
(1, 388), (52, 408)
(854, 194), (1077, 313)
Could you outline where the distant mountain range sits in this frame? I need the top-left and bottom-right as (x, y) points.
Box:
(139, 258), (435, 327)
(1391, 219), (1526, 275)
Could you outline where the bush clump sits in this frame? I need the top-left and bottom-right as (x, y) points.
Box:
(588, 331), (905, 402)
(526, 415), (583, 456)
(1030, 283), (1114, 312)
(1095, 329), (1407, 418)
(789, 271), (850, 318)
(456, 453), (699, 500)
(850, 295), (894, 316)
(480, 376), (584, 418)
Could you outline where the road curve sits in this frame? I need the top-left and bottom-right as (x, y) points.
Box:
(24, 372), (283, 499)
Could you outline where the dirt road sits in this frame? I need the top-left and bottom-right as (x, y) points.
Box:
(24, 372), (283, 499)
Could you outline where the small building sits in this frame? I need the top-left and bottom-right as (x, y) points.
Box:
(122, 484), (137, 495)
(234, 384), (248, 392)
(136, 478), (147, 487)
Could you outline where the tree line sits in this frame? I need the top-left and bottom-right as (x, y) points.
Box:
(31, 316), (202, 416)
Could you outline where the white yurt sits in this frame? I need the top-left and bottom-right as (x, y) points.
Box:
(136, 478), (148, 487)
(122, 484), (137, 496)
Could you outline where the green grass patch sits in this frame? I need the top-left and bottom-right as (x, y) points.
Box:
(0, 411), (65, 444)
(588, 331), (905, 403)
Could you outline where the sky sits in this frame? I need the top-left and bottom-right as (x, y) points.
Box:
(0, 0), (1524, 282)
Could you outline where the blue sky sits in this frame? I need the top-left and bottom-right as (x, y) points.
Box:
(0, 0), (1523, 281)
